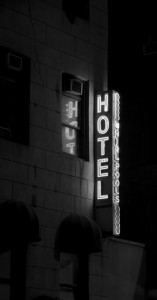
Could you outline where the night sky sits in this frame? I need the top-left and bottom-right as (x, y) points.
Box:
(108, 1), (157, 241)
(108, 1), (157, 92)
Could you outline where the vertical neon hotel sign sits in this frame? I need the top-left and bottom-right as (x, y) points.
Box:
(95, 91), (120, 235)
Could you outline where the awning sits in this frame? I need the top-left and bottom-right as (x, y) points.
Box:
(55, 214), (102, 259)
(0, 200), (40, 253)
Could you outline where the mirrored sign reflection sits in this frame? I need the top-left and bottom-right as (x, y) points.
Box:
(62, 95), (79, 155)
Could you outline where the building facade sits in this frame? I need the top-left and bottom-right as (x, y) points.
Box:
(0, 0), (109, 299)
(0, 1), (147, 300)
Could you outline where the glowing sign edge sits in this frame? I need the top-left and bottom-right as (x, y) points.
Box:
(112, 91), (120, 236)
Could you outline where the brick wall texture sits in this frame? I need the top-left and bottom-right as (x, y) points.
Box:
(0, 0), (108, 299)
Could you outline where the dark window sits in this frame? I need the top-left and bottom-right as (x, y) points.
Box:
(60, 253), (89, 300)
(62, 73), (89, 161)
(0, 251), (11, 300)
(0, 246), (27, 300)
(0, 46), (30, 145)
(62, 0), (89, 23)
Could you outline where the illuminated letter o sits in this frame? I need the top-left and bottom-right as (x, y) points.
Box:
(97, 116), (109, 134)
(115, 172), (120, 179)
(115, 180), (120, 186)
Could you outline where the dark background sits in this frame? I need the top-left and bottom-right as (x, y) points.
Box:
(108, 1), (157, 243)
